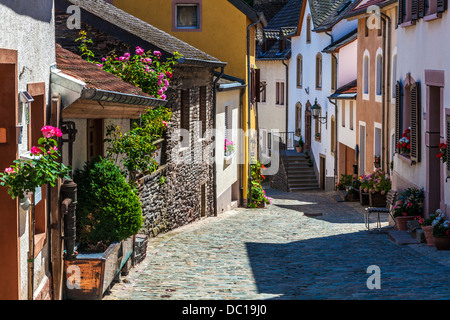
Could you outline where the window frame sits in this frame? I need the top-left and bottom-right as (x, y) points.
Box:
(316, 53), (322, 90)
(172, 0), (203, 32)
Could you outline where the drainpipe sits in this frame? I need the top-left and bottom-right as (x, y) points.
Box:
(213, 66), (225, 216)
(247, 14), (261, 205)
(381, 12), (391, 174)
(239, 87), (246, 206)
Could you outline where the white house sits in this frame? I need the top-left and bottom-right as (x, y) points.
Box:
(287, 0), (358, 190)
(393, 0), (450, 217)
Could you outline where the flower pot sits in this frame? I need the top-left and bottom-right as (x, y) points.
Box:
(63, 237), (134, 300)
(396, 216), (415, 231)
(434, 236), (450, 251)
(359, 189), (369, 205)
(421, 225), (435, 247)
(296, 146), (302, 153)
(345, 191), (360, 202)
(369, 192), (387, 207)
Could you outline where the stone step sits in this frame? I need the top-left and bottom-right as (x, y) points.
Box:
(288, 177), (318, 183)
(290, 186), (320, 191)
(289, 182), (319, 188)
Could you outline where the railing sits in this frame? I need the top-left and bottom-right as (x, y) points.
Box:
(269, 132), (296, 152)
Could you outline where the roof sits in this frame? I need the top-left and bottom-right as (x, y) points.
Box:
(310, 0), (360, 31)
(228, 0), (261, 22)
(265, 0), (304, 34)
(345, 0), (397, 19)
(329, 79), (357, 99)
(322, 28), (357, 52)
(57, 0), (225, 67)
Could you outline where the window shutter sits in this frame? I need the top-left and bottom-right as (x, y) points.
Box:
(437, 0), (447, 12)
(250, 68), (256, 103)
(446, 115), (450, 177)
(395, 81), (402, 153)
(410, 82), (421, 163)
(255, 68), (261, 103)
(398, 0), (404, 24)
(418, 0), (426, 18)
(412, 0), (419, 20)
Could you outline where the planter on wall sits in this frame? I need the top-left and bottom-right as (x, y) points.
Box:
(63, 236), (134, 300)
(369, 192), (387, 207)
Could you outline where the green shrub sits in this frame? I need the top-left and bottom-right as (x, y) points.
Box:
(74, 157), (143, 252)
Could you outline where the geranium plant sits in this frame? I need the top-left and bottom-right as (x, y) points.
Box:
(374, 155), (381, 167)
(359, 169), (391, 195)
(0, 126), (71, 199)
(416, 212), (437, 227)
(397, 127), (411, 155)
(248, 160), (271, 208)
(437, 141), (447, 164)
(392, 187), (425, 218)
(337, 174), (352, 190)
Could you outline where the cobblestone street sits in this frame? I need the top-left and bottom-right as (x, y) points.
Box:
(104, 188), (450, 300)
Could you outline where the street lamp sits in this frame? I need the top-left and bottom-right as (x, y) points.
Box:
(311, 98), (327, 129)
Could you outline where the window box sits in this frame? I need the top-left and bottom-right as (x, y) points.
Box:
(398, 153), (415, 165)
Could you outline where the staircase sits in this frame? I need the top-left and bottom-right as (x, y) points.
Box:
(283, 152), (319, 191)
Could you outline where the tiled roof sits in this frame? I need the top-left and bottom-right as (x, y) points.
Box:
(58, 0), (224, 65)
(265, 0), (304, 32)
(322, 28), (357, 52)
(256, 41), (291, 60)
(345, 0), (396, 18)
(56, 44), (151, 97)
(228, 0), (260, 22)
(310, 0), (360, 31)
(329, 79), (357, 99)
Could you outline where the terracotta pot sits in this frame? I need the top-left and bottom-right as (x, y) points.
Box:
(421, 225), (435, 247)
(396, 216), (415, 231)
(296, 147), (302, 153)
(434, 236), (450, 251)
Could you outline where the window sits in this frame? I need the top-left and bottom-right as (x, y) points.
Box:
(395, 74), (421, 163)
(376, 53), (383, 96)
(276, 82), (284, 105)
(331, 55), (337, 91)
(296, 54), (303, 88)
(199, 86), (207, 135)
(314, 104), (322, 141)
(295, 103), (302, 134)
(260, 128), (267, 155)
(342, 102), (346, 127)
(180, 89), (190, 148)
(173, 1), (202, 31)
(306, 15), (311, 43)
(349, 101), (354, 130)
(398, 0), (446, 25)
(316, 53), (322, 89)
(363, 53), (369, 96)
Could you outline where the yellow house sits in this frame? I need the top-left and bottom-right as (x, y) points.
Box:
(112, 0), (267, 207)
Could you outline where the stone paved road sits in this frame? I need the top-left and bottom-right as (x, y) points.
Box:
(104, 188), (450, 300)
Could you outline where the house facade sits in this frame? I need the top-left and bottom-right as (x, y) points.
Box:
(393, 0), (449, 217)
(0, 0), (56, 300)
(111, 0), (266, 207)
(346, 0), (398, 181)
(288, 0), (358, 191)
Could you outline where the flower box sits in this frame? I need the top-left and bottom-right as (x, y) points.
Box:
(369, 192), (387, 207)
(63, 236), (134, 300)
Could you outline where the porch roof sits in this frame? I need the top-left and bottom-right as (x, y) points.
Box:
(329, 79), (357, 99)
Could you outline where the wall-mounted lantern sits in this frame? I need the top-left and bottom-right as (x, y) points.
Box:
(311, 98), (328, 129)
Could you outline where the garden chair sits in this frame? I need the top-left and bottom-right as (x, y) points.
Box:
(364, 190), (398, 232)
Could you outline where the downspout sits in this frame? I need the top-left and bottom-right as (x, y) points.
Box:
(325, 31), (338, 188)
(239, 87), (246, 206)
(381, 12), (391, 174)
(213, 66), (225, 216)
(247, 14), (261, 205)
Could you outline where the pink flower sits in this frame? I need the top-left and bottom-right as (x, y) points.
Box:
(164, 79), (170, 87)
(154, 51), (161, 57)
(4, 167), (15, 174)
(166, 71), (173, 78)
(31, 146), (42, 155)
(160, 94), (167, 100)
(98, 64), (103, 68)
(158, 79), (163, 86)
(124, 52), (131, 59)
(47, 146), (58, 154)
(158, 89), (164, 96)
(162, 121), (167, 127)
(41, 126), (62, 138)
(135, 47), (145, 56)
(101, 57), (107, 62)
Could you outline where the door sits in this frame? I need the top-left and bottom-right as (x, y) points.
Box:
(305, 110), (312, 151)
(320, 156), (326, 190)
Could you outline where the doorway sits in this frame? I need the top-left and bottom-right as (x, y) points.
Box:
(305, 101), (312, 151)
(320, 155), (326, 190)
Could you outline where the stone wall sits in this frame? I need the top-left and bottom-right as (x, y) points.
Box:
(269, 152), (290, 192)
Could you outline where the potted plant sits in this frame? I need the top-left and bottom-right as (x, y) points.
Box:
(392, 187), (425, 231)
(345, 180), (361, 202)
(432, 211), (450, 250)
(360, 169), (392, 207)
(295, 128), (302, 137)
(65, 157), (143, 299)
(359, 174), (371, 206)
(437, 141), (447, 164)
(295, 136), (304, 153)
(416, 212), (438, 247)
(397, 128), (411, 156)
(374, 155), (381, 168)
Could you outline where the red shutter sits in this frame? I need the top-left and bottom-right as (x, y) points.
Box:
(395, 81), (402, 153)
(410, 82), (421, 163)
